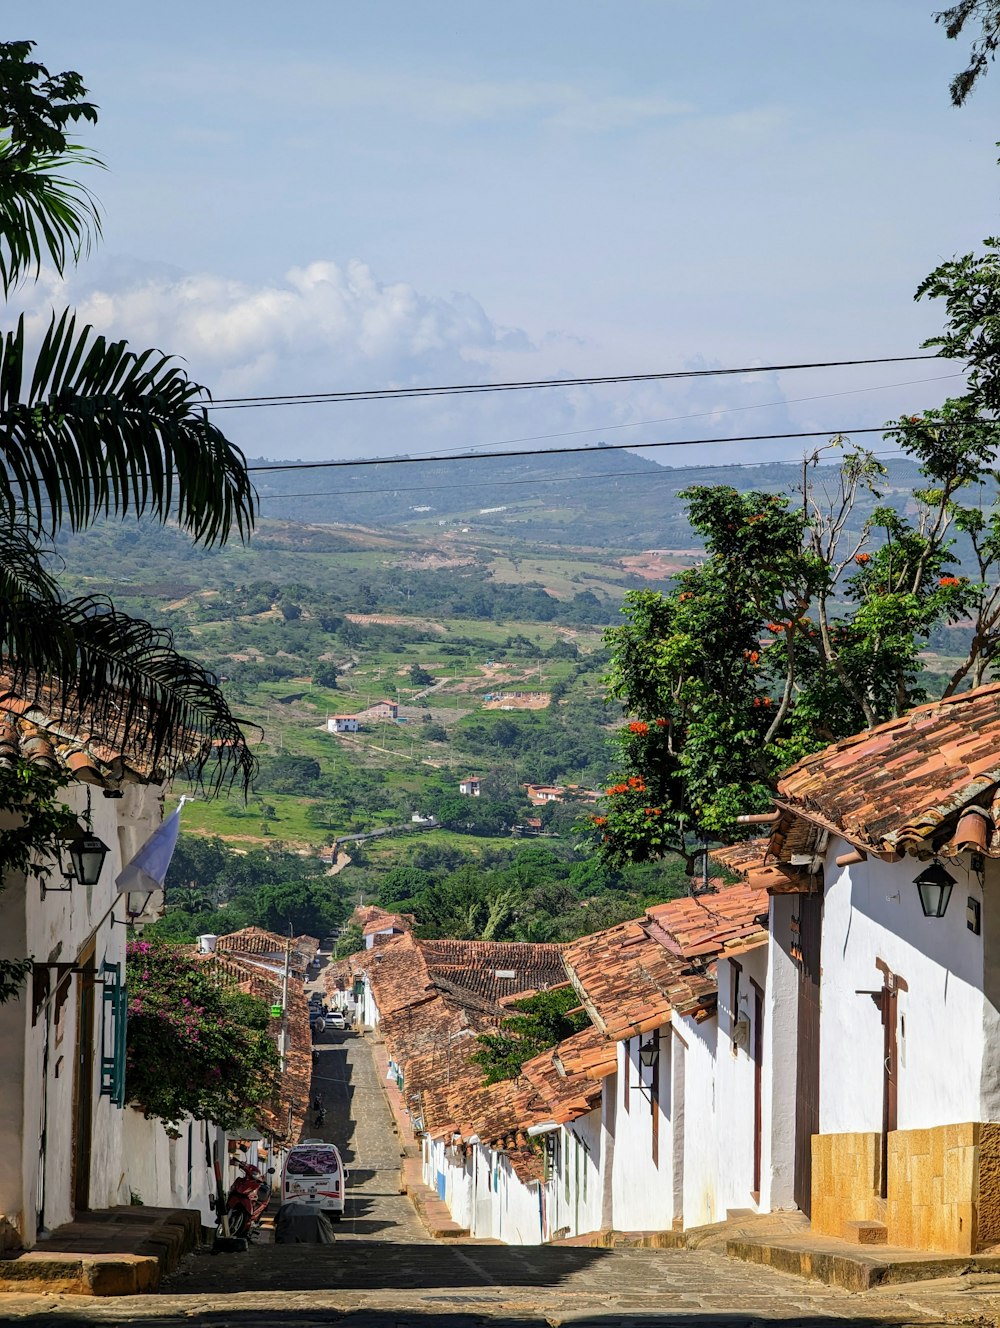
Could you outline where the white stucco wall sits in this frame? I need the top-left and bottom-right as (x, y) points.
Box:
(0, 781), (163, 1245)
(761, 894), (800, 1210)
(819, 842), (988, 1135)
(545, 1111), (602, 1239)
(713, 947), (767, 1217)
(674, 1009), (718, 1228)
(609, 1032), (674, 1232)
(122, 1112), (219, 1226)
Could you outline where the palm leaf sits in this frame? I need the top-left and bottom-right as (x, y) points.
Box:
(0, 549), (258, 793)
(0, 311), (257, 545)
(0, 137), (102, 293)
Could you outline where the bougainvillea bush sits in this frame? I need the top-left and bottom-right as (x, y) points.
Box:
(125, 940), (280, 1134)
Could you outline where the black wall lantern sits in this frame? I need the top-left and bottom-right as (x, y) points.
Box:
(638, 1038), (659, 1070)
(913, 859), (956, 919)
(64, 826), (111, 886)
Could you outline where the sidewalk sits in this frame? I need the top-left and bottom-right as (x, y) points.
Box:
(559, 1209), (1000, 1292)
(0, 1206), (201, 1296)
(367, 1035), (471, 1239)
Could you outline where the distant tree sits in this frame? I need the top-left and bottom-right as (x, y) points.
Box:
(472, 988), (589, 1084)
(409, 663), (433, 686)
(313, 661), (339, 688)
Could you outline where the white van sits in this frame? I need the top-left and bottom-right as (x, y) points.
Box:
(281, 1141), (348, 1219)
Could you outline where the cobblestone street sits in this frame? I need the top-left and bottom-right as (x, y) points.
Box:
(1, 1030), (996, 1327)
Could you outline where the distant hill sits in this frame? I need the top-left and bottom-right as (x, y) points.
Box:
(252, 449), (931, 550)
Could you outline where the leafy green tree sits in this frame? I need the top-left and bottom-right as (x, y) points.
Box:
(409, 663), (433, 686)
(599, 232), (1000, 863)
(313, 661), (339, 688)
(0, 41), (256, 789)
(126, 940), (280, 1134)
(472, 988), (589, 1084)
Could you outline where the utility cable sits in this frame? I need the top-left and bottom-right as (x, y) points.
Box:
(289, 370), (963, 463)
(204, 353), (946, 410)
(245, 419), (1000, 474)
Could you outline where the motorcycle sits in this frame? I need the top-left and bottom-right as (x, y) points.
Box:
(216, 1157), (274, 1240)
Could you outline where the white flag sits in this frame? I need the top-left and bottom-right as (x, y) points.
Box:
(115, 807), (182, 894)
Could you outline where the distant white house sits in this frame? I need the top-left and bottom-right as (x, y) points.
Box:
(327, 715), (360, 734)
(459, 777), (481, 797)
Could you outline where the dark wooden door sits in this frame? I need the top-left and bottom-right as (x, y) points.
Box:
(73, 946), (96, 1213)
(793, 889), (822, 1215)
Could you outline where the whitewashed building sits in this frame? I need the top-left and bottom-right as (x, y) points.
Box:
(0, 707), (169, 1249)
(748, 684), (1000, 1254)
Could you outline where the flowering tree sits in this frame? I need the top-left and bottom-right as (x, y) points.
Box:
(125, 941), (280, 1134)
(598, 232), (1000, 864)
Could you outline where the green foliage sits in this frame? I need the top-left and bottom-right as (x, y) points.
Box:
(155, 837), (348, 941)
(125, 940), (280, 1134)
(472, 987), (589, 1084)
(0, 759), (78, 1001)
(0, 40), (100, 292)
(934, 1), (1000, 104)
(313, 661), (339, 688)
(0, 39), (257, 795)
(599, 240), (1000, 863)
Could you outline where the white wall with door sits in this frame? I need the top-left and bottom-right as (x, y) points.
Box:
(608, 1029), (674, 1232)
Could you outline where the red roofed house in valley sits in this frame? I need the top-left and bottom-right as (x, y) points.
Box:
(743, 682), (1000, 1255)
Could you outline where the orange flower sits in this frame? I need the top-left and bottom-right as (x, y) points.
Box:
(592, 816), (607, 827)
(744, 650), (760, 663)
(767, 622), (783, 633)
(855, 553), (871, 564)
(939, 575), (961, 587)
(655, 717), (669, 727)
(678, 592), (692, 602)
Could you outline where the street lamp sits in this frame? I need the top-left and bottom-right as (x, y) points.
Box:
(913, 859), (956, 919)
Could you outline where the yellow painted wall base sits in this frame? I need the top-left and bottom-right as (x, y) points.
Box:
(812, 1124), (1000, 1254)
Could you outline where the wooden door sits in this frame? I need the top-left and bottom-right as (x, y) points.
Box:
(793, 890), (822, 1215)
(73, 944), (96, 1213)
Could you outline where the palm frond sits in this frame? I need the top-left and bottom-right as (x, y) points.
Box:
(0, 311), (257, 545)
(0, 589), (259, 795)
(0, 137), (102, 293)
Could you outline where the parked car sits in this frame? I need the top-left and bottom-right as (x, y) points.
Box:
(325, 1009), (347, 1030)
(281, 1141), (348, 1219)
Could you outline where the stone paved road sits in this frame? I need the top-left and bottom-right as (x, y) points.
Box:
(0, 1032), (992, 1326)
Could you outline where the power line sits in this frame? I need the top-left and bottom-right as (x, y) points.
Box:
(293, 370), (962, 463)
(205, 353), (946, 410)
(246, 419), (999, 475)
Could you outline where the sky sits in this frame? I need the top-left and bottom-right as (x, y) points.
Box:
(7, 2), (1000, 470)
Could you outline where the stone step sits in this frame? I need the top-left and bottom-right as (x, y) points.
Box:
(842, 1219), (888, 1245)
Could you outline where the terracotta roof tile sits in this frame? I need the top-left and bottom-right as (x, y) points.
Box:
(563, 917), (715, 1042)
(774, 682), (1000, 859)
(645, 884), (769, 959)
(0, 678), (201, 788)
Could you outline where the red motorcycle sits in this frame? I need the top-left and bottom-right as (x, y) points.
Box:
(216, 1158), (273, 1240)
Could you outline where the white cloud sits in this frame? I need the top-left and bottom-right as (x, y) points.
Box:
(16, 255), (896, 471)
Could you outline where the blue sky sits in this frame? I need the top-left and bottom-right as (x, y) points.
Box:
(7, 2), (999, 465)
